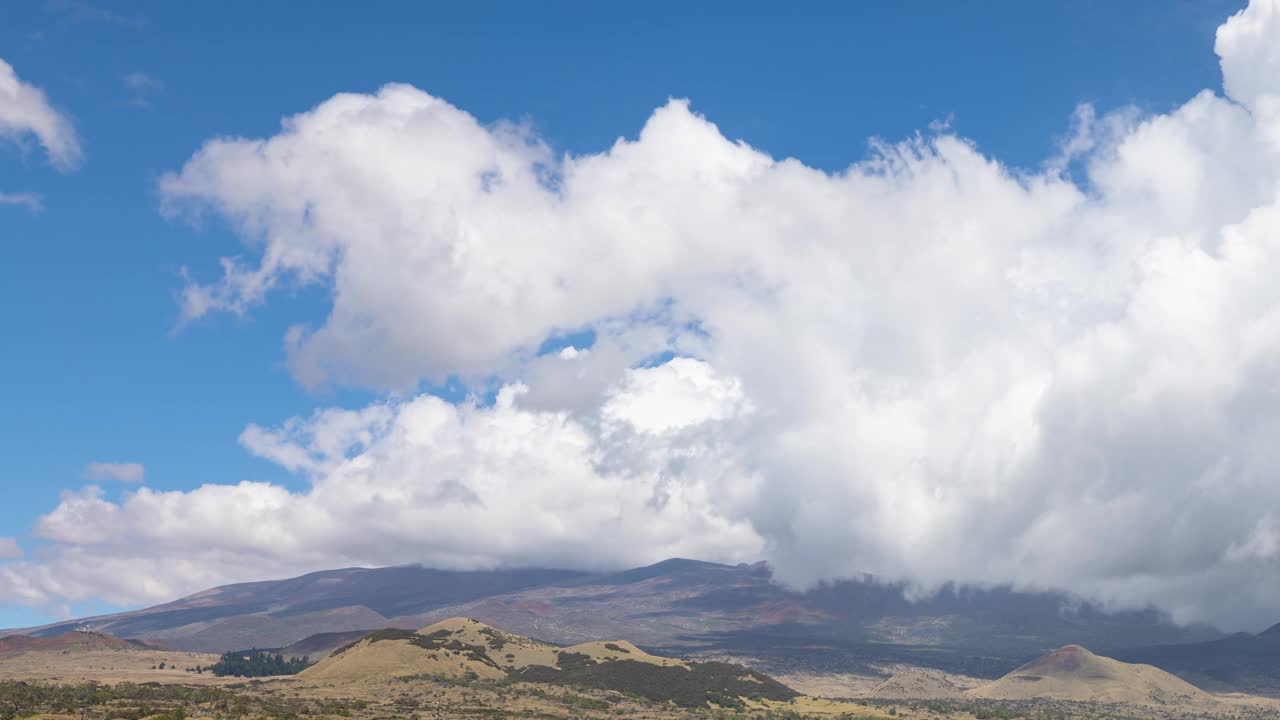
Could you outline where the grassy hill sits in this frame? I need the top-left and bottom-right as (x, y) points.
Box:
(969, 645), (1213, 706)
(302, 617), (799, 708)
(868, 668), (969, 700)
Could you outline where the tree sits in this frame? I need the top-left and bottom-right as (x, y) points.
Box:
(209, 651), (313, 677)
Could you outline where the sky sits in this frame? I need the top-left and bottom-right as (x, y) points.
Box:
(3, 0), (1279, 632)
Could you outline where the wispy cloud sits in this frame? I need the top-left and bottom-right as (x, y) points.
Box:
(0, 192), (43, 213)
(83, 462), (145, 484)
(45, 0), (146, 31)
(119, 72), (163, 109)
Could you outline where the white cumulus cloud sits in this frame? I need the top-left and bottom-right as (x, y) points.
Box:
(603, 357), (750, 434)
(0, 368), (763, 607)
(0, 538), (21, 560)
(6, 0), (1280, 631)
(0, 58), (81, 171)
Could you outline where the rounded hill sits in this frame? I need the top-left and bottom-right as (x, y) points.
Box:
(299, 617), (798, 708)
(970, 645), (1213, 705)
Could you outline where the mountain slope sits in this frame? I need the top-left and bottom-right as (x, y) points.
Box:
(279, 630), (371, 658)
(869, 669), (968, 700)
(1112, 628), (1280, 696)
(4, 566), (588, 651)
(1, 559), (1221, 674)
(0, 631), (147, 654)
(376, 559), (1220, 666)
(300, 617), (799, 708)
(969, 645), (1213, 705)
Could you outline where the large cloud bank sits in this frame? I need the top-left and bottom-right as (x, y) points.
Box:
(6, 2), (1280, 630)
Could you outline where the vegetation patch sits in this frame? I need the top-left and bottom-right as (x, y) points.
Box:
(210, 651), (313, 677)
(330, 628), (419, 657)
(416, 629), (454, 642)
(518, 686), (618, 711)
(407, 634), (503, 670)
(510, 653), (798, 708)
(480, 627), (508, 650)
(334, 626), (509, 672)
(0, 680), (360, 720)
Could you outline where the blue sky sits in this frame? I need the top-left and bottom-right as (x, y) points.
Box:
(0, 0), (1265, 631)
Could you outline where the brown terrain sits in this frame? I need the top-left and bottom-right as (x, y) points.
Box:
(868, 668), (972, 700)
(0, 630), (227, 686)
(0, 631), (145, 653)
(5, 624), (1280, 720)
(0, 620), (894, 720)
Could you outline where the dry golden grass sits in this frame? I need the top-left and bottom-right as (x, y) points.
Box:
(302, 617), (694, 689)
(869, 668), (971, 700)
(563, 639), (686, 667)
(301, 632), (507, 683)
(0, 646), (230, 686)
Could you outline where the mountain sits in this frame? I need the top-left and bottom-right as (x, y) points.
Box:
(279, 629), (371, 658)
(299, 617), (799, 708)
(3, 566), (588, 652)
(1, 558), (1221, 676)
(1111, 625), (1280, 696)
(0, 630), (148, 654)
(969, 645), (1213, 705)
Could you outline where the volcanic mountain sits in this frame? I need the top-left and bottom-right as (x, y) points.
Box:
(1110, 622), (1280, 696)
(0, 558), (1222, 678)
(299, 617), (799, 708)
(969, 645), (1213, 705)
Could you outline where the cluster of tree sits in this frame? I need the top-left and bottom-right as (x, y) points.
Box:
(512, 653), (799, 708)
(208, 651), (312, 677)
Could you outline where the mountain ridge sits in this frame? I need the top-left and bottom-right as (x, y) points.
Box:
(2, 558), (1224, 679)
(1110, 624), (1280, 696)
